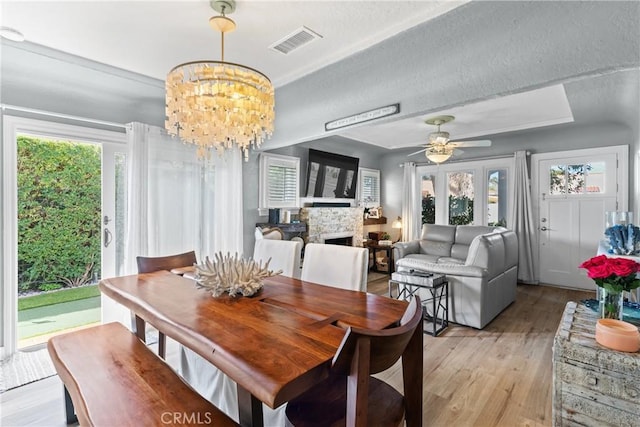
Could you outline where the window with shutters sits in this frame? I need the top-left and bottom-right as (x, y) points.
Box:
(357, 168), (380, 208)
(259, 153), (300, 211)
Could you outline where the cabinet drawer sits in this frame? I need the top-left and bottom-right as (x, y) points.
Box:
(557, 388), (639, 427)
(559, 360), (640, 405)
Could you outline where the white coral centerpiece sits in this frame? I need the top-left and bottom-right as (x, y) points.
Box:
(195, 252), (281, 297)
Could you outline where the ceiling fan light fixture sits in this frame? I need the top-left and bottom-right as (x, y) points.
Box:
(209, 15), (236, 33)
(429, 131), (449, 144)
(165, 0), (275, 161)
(425, 147), (453, 164)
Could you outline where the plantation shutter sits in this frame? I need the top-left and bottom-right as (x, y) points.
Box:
(358, 168), (381, 207)
(362, 174), (379, 204)
(268, 164), (297, 205)
(259, 153), (300, 210)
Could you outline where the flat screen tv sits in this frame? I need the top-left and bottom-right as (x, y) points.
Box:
(305, 149), (359, 199)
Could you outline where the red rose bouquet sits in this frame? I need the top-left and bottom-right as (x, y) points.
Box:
(579, 255), (640, 294)
(580, 255), (640, 319)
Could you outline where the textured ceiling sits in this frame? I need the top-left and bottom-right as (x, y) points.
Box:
(0, 0), (466, 87)
(1, 1), (638, 153)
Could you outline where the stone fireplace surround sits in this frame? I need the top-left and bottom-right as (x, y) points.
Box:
(299, 207), (364, 247)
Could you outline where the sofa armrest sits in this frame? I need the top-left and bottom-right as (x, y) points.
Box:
(394, 241), (420, 260)
(396, 258), (486, 278)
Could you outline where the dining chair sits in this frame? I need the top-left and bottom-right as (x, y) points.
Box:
(285, 296), (423, 427)
(253, 239), (302, 278)
(136, 250), (197, 358)
(301, 243), (369, 291)
(136, 250), (197, 275)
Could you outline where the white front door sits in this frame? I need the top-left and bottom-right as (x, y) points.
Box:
(532, 146), (628, 290)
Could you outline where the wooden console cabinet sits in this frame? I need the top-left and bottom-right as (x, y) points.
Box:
(553, 302), (640, 426)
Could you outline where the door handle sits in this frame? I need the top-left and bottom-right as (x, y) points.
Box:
(540, 226), (548, 231)
(104, 228), (113, 248)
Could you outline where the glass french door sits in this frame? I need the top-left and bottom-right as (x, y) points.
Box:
(1, 115), (127, 354)
(101, 144), (127, 279)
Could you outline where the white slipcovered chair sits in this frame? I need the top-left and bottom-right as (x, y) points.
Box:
(253, 239), (302, 279)
(301, 243), (369, 291)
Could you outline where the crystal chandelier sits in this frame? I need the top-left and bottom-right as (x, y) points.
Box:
(165, 0), (275, 160)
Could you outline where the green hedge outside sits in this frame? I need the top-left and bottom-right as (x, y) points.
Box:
(18, 136), (102, 292)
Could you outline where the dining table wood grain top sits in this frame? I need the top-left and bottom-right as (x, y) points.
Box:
(99, 271), (422, 427)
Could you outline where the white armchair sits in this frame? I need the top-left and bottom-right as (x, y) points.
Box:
(301, 243), (368, 291)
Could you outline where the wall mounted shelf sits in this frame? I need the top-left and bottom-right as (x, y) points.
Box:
(364, 216), (387, 226)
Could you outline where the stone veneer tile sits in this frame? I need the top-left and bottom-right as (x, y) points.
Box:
(299, 207), (364, 247)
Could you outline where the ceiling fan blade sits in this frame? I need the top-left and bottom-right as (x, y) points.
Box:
(407, 147), (428, 156)
(453, 148), (464, 155)
(449, 139), (492, 147)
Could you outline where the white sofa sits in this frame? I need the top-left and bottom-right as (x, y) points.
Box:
(394, 224), (518, 329)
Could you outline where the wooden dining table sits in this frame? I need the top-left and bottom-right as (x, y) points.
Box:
(99, 271), (423, 427)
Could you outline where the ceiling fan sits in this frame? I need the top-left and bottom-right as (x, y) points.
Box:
(408, 115), (492, 164)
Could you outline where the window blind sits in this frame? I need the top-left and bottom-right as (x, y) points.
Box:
(268, 164), (297, 204)
(361, 174), (379, 204)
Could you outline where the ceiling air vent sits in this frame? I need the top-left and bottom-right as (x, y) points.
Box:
(269, 26), (322, 55)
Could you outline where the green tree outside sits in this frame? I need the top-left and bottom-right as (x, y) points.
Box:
(17, 136), (102, 292)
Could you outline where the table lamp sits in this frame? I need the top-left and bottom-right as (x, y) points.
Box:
(392, 216), (402, 242)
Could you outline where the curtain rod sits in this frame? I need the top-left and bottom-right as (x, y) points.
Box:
(1, 104), (127, 129)
(400, 151), (530, 167)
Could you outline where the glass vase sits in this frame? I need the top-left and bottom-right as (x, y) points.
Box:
(598, 287), (624, 320)
(605, 211), (634, 228)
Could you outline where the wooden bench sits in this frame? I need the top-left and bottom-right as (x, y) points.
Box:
(47, 322), (238, 426)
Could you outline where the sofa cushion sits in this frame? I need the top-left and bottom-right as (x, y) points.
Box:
(419, 240), (454, 257)
(437, 257), (465, 265)
(403, 253), (441, 264)
(420, 224), (456, 241)
(451, 226), (498, 260)
(419, 225), (456, 256)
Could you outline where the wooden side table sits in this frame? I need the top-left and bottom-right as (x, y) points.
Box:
(367, 243), (395, 274)
(553, 301), (640, 426)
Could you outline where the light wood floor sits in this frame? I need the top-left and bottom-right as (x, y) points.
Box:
(1, 277), (592, 427)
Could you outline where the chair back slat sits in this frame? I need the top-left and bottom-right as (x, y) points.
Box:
(136, 250), (197, 273)
(332, 296), (422, 375)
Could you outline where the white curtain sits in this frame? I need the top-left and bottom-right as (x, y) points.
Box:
(210, 147), (244, 255)
(509, 150), (538, 284)
(123, 123), (220, 273)
(401, 162), (421, 241)
(103, 122), (244, 325)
